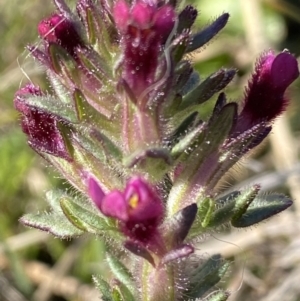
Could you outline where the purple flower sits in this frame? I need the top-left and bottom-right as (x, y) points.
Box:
(114, 0), (176, 99)
(14, 84), (72, 161)
(89, 176), (164, 244)
(38, 14), (83, 55)
(236, 51), (299, 133)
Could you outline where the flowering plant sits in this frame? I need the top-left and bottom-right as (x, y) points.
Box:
(15, 0), (299, 300)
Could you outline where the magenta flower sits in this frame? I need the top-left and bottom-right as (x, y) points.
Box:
(38, 14), (83, 54)
(89, 176), (164, 244)
(14, 84), (72, 161)
(235, 51), (299, 133)
(114, 0), (176, 99)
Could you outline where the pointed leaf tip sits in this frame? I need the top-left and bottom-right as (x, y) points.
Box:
(19, 212), (83, 238)
(187, 13), (229, 52)
(232, 194), (292, 228)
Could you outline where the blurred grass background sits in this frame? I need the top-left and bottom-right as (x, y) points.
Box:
(0, 0), (300, 300)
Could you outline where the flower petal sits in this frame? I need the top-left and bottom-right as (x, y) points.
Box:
(88, 177), (105, 209)
(271, 52), (299, 91)
(101, 191), (129, 221)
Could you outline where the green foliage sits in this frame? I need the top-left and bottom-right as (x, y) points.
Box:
(20, 190), (84, 238)
(106, 252), (135, 294)
(93, 275), (113, 301)
(185, 254), (230, 299)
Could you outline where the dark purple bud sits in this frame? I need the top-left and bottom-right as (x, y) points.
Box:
(177, 5), (198, 33)
(113, 0), (176, 98)
(152, 6), (176, 39)
(89, 176), (164, 244)
(186, 13), (229, 53)
(239, 51), (299, 130)
(14, 84), (72, 161)
(162, 203), (197, 247)
(38, 14), (83, 54)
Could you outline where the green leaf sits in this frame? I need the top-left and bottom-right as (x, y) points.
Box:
(168, 112), (200, 145)
(179, 102), (237, 164)
(48, 43), (78, 79)
(112, 282), (136, 301)
(45, 189), (67, 212)
(231, 185), (260, 222)
(168, 104), (237, 216)
(106, 252), (134, 294)
(92, 275), (113, 301)
(221, 122), (271, 160)
(78, 2), (113, 60)
(73, 89), (88, 121)
(20, 212), (83, 239)
(194, 186), (260, 229)
(48, 72), (75, 105)
(20, 189), (84, 238)
(216, 190), (241, 205)
(170, 32), (189, 63)
(181, 69), (236, 110)
(123, 147), (172, 180)
(124, 147), (171, 167)
(73, 127), (123, 168)
(171, 122), (206, 160)
(112, 287), (124, 301)
(76, 47), (111, 82)
(205, 199), (236, 228)
(85, 6), (98, 46)
(186, 254), (230, 299)
(198, 197), (215, 228)
(180, 71), (200, 96)
(206, 291), (230, 301)
(186, 13), (229, 53)
(204, 103), (237, 152)
(90, 128), (123, 162)
(232, 194), (293, 227)
(24, 95), (79, 123)
(60, 196), (117, 234)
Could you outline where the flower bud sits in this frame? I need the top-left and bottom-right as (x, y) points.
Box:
(237, 51), (299, 133)
(14, 84), (72, 161)
(38, 14), (83, 54)
(114, 0), (176, 99)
